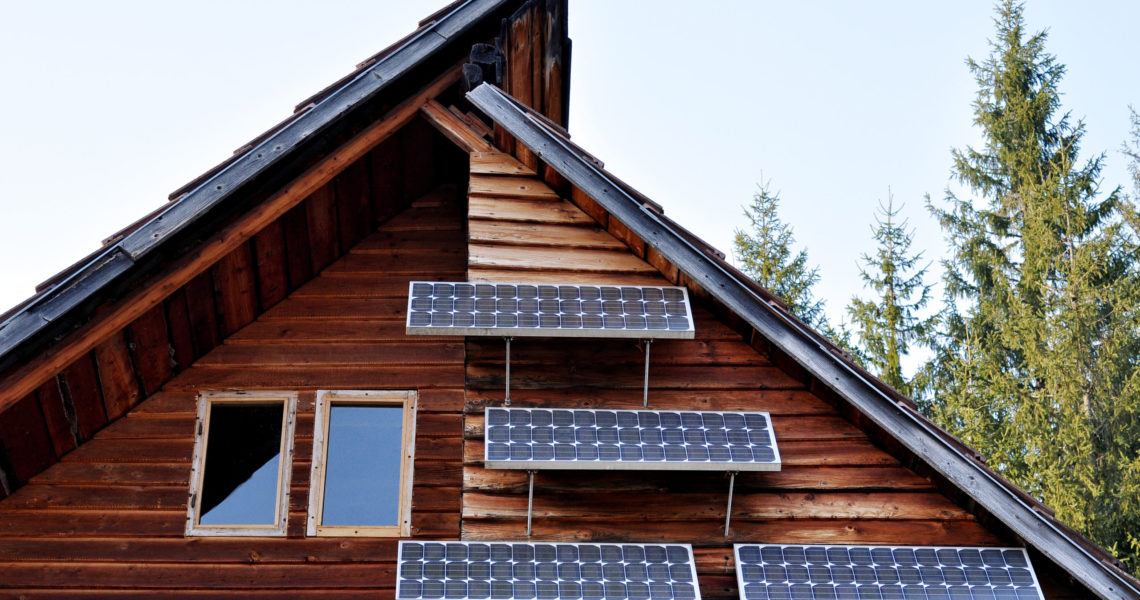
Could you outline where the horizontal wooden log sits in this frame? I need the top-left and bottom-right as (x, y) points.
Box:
(420, 99), (495, 153)
(411, 486), (461, 513)
(467, 269), (672, 285)
(321, 251), (465, 275)
(195, 342), (465, 367)
(468, 219), (624, 250)
(468, 243), (659, 274)
(463, 465), (933, 493)
(0, 562), (397, 588)
(466, 363), (804, 391)
(259, 298), (408, 320)
(2, 484), (186, 510)
(349, 228), (465, 254)
(162, 365), (465, 391)
(469, 174), (559, 200)
(469, 197), (593, 225)
(460, 518), (1001, 546)
(462, 389), (831, 414)
(470, 151), (534, 176)
(31, 462), (191, 486)
(0, 509), (185, 537)
(379, 204), (465, 232)
(466, 339), (769, 367)
(0, 537), (399, 563)
(461, 491), (972, 520)
(0, 590), (398, 599)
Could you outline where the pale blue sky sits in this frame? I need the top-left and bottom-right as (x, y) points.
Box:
(2, 1), (1137, 345)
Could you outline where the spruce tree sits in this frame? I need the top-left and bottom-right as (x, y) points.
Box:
(733, 181), (829, 330)
(847, 193), (935, 397)
(925, 0), (1140, 569)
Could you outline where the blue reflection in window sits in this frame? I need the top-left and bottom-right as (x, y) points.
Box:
(322, 405), (403, 526)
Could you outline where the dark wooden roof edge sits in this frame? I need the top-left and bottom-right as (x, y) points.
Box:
(467, 82), (1140, 600)
(0, 0), (515, 364)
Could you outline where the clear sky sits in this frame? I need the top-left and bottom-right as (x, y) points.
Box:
(2, 1), (1137, 351)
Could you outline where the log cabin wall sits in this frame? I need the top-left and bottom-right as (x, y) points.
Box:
(0, 139), (469, 595)
(0, 117), (457, 502)
(461, 131), (1093, 598)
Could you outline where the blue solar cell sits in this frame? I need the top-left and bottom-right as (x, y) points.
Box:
(484, 407), (780, 471)
(734, 545), (1044, 600)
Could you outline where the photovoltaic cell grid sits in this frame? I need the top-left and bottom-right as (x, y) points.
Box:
(733, 544), (1044, 600)
(484, 408), (780, 471)
(398, 541), (702, 599)
(406, 282), (696, 339)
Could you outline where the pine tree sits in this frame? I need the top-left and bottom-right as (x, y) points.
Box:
(1126, 107), (1140, 199)
(924, 0), (1140, 570)
(846, 193), (936, 397)
(732, 181), (828, 330)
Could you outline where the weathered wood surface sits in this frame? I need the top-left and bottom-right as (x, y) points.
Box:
(0, 185), (467, 595)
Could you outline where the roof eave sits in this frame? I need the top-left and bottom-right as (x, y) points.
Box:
(466, 81), (1140, 600)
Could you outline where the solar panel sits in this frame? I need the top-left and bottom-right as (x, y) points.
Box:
(398, 541), (702, 600)
(484, 408), (781, 471)
(406, 282), (696, 339)
(733, 544), (1045, 600)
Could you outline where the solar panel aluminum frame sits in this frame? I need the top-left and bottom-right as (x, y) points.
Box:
(405, 281), (697, 339)
(732, 544), (1045, 600)
(483, 407), (782, 472)
(397, 540), (703, 600)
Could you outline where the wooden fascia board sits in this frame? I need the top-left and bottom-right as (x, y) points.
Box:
(0, 0), (511, 368)
(465, 82), (1140, 600)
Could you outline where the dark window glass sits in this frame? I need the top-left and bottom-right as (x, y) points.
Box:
(199, 403), (284, 526)
(321, 405), (403, 526)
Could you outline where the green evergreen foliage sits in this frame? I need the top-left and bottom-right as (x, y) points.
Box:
(847, 193), (936, 397)
(733, 181), (829, 330)
(1126, 107), (1140, 199)
(923, 0), (1140, 570)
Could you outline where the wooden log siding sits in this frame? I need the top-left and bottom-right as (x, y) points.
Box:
(0, 118), (448, 497)
(458, 160), (1036, 599)
(0, 183), (468, 596)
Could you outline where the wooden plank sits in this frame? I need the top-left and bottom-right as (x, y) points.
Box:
(419, 99), (496, 153)
(468, 174), (559, 200)
(464, 465), (934, 493)
(647, 245), (681, 284)
(0, 65), (463, 415)
(260, 298), (407, 321)
(305, 183), (339, 272)
(0, 562), (398, 588)
(194, 342), (465, 367)
(161, 365), (465, 391)
(0, 537), (400, 563)
(334, 157), (373, 250)
(462, 388), (833, 415)
(183, 271), (220, 358)
(0, 393), (56, 484)
(212, 242), (259, 337)
(350, 228), (465, 254)
(467, 363), (803, 391)
(2, 484), (186, 510)
(281, 202), (314, 290)
(401, 117), (436, 203)
(467, 269), (675, 286)
(0, 508), (185, 537)
(540, 0), (567, 126)
(469, 151), (535, 176)
(33, 462), (193, 486)
(468, 219), (623, 250)
(36, 379), (77, 458)
(608, 216), (646, 258)
(251, 218), (289, 310)
(570, 184), (608, 226)
(466, 339), (769, 367)
(461, 518), (1001, 546)
(468, 243), (659, 273)
(461, 491), (972, 521)
(92, 332), (140, 421)
(321, 251), (465, 275)
(126, 304), (173, 396)
(59, 355), (107, 441)
(163, 291), (195, 373)
(0, 590), (397, 599)
(229, 320), (419, 344)
(469, 196), (595, 226)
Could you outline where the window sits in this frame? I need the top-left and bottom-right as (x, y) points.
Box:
(307, 390), (416, 536)
(186, 391), (296, 536)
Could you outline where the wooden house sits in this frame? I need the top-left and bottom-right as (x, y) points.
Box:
(0, 1), (1137, 598)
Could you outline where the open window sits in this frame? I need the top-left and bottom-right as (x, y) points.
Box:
(307, 390), (416, 536)
(186, 391), (297, 536)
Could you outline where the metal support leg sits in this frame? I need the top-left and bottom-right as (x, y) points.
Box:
(505, 337), (512, 406)
(642, 339), (652, 407)
(724, 472), (738, 536)
(526, 470), (536, 536)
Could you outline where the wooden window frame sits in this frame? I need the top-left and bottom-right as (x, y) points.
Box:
(307, 389), (417, 537)
(185, 390), (297, 537)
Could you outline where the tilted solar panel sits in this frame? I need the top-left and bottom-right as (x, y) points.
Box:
(733, 544), (1044, 600)
(406, 282), (696, 339)
(398, 541), (702, 599)
(484, 408), (781, 471)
